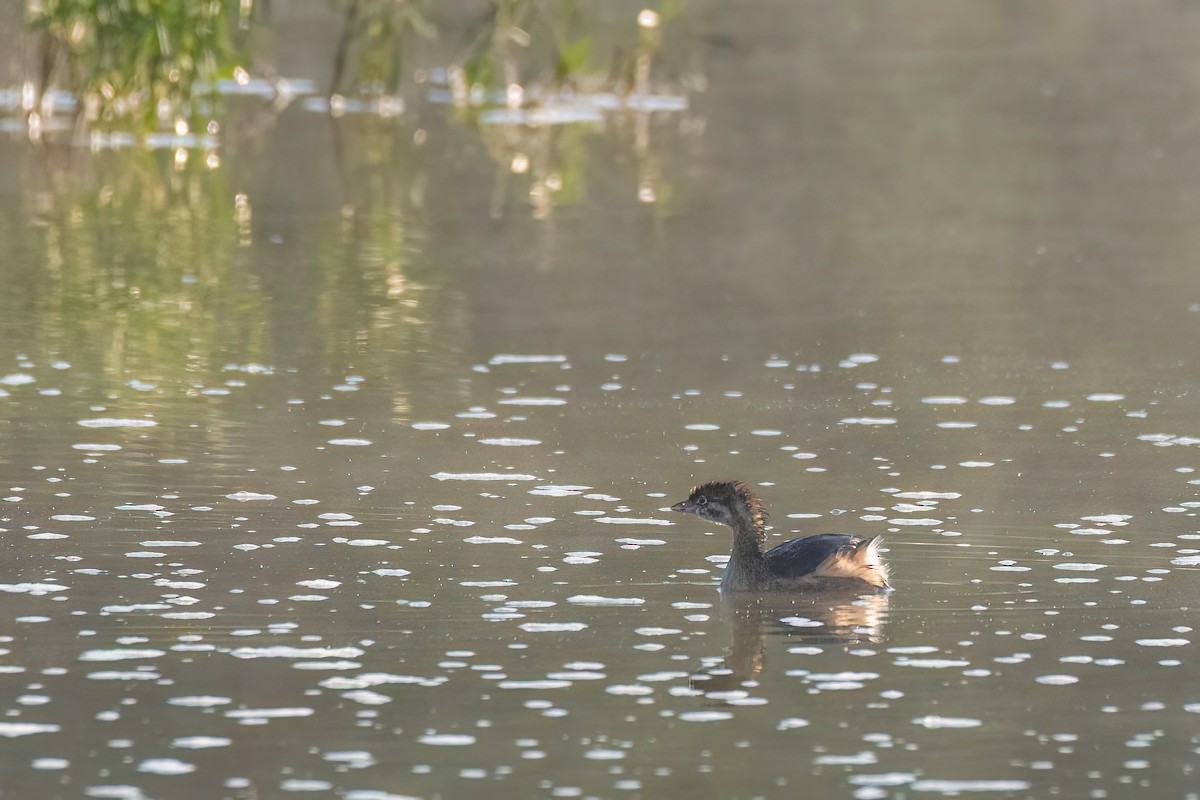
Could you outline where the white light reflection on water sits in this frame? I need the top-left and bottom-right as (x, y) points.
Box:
(3, 314), (1200, 800)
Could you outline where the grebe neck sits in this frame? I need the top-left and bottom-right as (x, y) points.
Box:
(723, 505), (769, 591)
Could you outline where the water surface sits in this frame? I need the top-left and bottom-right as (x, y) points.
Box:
(2, 2), (1200, 798)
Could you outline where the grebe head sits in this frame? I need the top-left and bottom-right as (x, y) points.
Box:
(670, 480), (768, 531)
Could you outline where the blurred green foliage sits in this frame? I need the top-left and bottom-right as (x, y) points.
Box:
(9, 0), (693, 233)
(330, 0), (435, 97)
(0, 0), (692, 418)
(25, 0), (248, 130)
(460, 0), (599, 93)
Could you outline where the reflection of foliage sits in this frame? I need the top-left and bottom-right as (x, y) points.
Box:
(478, 120), (591, 219)
(330, 0), (436, 98)
(476, 110), (695, 220)
(10, 0), (698, 227)
(0, 143), (449, 405)
(447, 2), (696, 218)
(547, 123), (589, 206)
(24, 0), (248, 130)
(7, 152), (254, 389)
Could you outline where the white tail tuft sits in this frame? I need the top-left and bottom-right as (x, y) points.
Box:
(812, 536), (890, 588)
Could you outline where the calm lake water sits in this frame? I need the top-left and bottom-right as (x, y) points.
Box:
(2, 2), (1200, 798)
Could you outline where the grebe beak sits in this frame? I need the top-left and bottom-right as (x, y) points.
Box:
(670, 500), (690, 513)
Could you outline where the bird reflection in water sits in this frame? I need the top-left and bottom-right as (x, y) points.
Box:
(689, 587), (890, 693)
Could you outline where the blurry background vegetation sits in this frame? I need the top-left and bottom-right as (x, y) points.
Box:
(0, 0), (698, 408)
(23, 0), (250, 134)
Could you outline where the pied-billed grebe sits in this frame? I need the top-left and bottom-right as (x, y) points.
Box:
(671, 480), (890, 593)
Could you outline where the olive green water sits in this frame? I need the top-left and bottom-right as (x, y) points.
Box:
(2, 2), (1200, 798)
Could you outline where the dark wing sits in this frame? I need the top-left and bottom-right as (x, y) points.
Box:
(762, 534), (859, 579)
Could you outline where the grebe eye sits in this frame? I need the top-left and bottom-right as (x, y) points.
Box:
(696, 495), (707, 506)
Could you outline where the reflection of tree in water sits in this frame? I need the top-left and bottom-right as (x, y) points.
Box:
(1, 139), (448, 400)
(690, 589), (890, 694)
(8, 2), (701, 217)
(445, 1), (698, 218)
